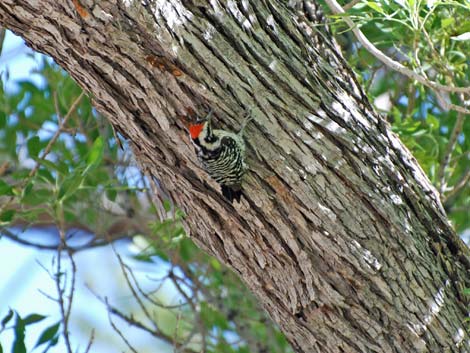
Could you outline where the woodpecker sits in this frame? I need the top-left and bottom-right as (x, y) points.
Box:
(189, 110), (251, 203)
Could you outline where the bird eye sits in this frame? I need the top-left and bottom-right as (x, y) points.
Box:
(205, 135), (217, 143)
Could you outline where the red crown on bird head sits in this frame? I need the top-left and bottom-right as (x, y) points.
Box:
(189, 122), (205, 139)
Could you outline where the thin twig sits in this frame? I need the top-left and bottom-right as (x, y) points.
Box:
(0, 161), (9, 176)
(127, 269), (187, 309)
(83, 329), (95, 353)
(435, 92), (470, 115)
(146, 169), (168, 221)
(53, 91), (62, 125)
(55, 199), (76, 353)
(173, 310), (182, 353)
(444, 169), (470, 205)
(29, 91), (85, 177)
(0, 226), (124, 252)
(437, 112), (465, 195)
(65, 249), (76, 342)
(55, 250), (72, 353)
(94, 293), (198, 353)
(343, 0), (362, 11)
(105, 304), (139, 353)
(37, 289), (58, 303)
(112, 247), (157, 327)
(168, 269), (205, 350)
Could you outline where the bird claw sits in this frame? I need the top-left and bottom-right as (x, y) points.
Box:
(240, 108), (254, 134)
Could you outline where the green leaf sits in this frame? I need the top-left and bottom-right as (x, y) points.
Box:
(366, 2), (384, 14)
(0, 111), (6, 129)
(48, 335), (59, 348)
(23, 314), (46, 326)
(12, 338), (26, 353)
(442, 18), (455, 28)
(27, 136), (41, 159)
(106, 188), (117, 202)
(175, 209), (186, 219)
(87, 136), (104, 167)
(1, 309), (14, 327)
(58, 172), (83, 200)
(15, 209), (42, 223)
(426, 114), (439, 131)
(12, 314), (26, 353)
(32, 158), (68, 175)
(0, 180), (14, 196)
(22, 188), (53, 206)
(63, 209), (77, 223)
(210, 258), (222, 271)
(34, 322), (60, 348)
(179, 238), (194, 261)
(4, 127), (17, 156)
(0, 209), (15, 223)
(37, 169), (55, 184)
(200, 302), (229, 330)
(0, 341), (3, 353)
(163, 200), (172, 212)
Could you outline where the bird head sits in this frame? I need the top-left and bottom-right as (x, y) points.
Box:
(189, 109), (213, 140)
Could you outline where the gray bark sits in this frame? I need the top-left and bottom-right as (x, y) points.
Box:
(1, 1), (469, 352)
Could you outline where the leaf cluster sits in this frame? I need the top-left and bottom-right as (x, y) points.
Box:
(0, 310), (59, 353)
(335, 0), (470, 232)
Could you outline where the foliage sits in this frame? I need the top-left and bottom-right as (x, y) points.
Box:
(334, 0), (470, 232)
(0, 57), (128, 234)
(0, 310), (58, 353)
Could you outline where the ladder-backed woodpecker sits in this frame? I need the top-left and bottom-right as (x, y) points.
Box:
(189, 110), (251, 203)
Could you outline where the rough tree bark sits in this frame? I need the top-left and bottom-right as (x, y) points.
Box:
(1, 1), (469, 352)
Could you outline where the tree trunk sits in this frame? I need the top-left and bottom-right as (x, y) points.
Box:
(1, 1), (469, 352)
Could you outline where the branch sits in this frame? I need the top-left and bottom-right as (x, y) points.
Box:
(437, 111), (465, 195)
(113, 249), (159, 328)
(105, 307), (139, 353)
(95, 294), (198, 353)
(0, 27), (5, 56)
(86, 249), (200, 353)
(435, 92), (470, 115)
(443, 169), (470, 206)
(55, 232), (75, 353)
(83, 329), (95, 353)
(123, 265), (187, 310)
(0, 226), (125, 253)
(343, 0), (362, 11)
(324, 0), (470, 113)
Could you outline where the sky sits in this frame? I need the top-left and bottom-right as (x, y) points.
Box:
(0, 31), (175, 353)
(0, 31), (45, 91)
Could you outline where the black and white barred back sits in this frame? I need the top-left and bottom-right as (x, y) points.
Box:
(191, 119), (247, 202)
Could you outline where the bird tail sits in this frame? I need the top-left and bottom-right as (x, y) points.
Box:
(221, 185), (242, 203)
